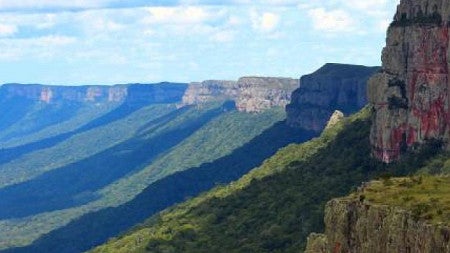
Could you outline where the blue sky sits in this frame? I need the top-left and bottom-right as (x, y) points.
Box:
(0, 0), (399, 85)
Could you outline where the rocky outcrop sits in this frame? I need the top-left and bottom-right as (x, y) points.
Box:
(182, 77), (298, 113)
(305, 198), (450, 253)
(325, 110), (344, 130)
(369, 0), (450, 163)
(0, 83), (188, 105)
(235, 77), (298, 113)
(181, 80), (238, 106)
(286, 63), (379, 132)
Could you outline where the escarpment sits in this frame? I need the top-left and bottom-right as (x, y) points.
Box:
(286, 63), (379, 132)
(182, 77), (298, 113)
(0, 83), (188, 105)
(181, 80), (238, 106)
(305, 177), (450, 253)
(369, 0), (450, 163)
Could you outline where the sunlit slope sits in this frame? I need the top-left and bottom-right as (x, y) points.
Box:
(91, 108), (444, 253)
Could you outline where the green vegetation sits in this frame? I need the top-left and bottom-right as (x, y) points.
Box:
(0, 102), (119, 148)
(0, 104), (177, 188)
(349, 175), (450, 226)
(92, 107), (445, 253)
(0, 103), (290, 251)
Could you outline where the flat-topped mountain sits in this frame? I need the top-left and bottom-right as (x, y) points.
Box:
(182, 77), (298, 113)
(0, 83), (188, 105)
(286, 63), (379, 132)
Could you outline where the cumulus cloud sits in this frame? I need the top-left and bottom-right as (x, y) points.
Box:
(308, 8), (355, 33)
(0, 23), (16, 36)
(250, 11), (280, 33)
(144, 6), (213, 25)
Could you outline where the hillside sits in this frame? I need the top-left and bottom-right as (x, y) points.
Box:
(0, 64), (380, 252)
(90, 107), (445, 253)
(0, 80), (305, 252)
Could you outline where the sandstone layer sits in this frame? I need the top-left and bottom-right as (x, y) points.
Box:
(182, 77), (298, 113)
(369, 0), (450, 162)
(305, 198), (450, 253)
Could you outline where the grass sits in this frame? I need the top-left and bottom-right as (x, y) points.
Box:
(350, 175), (450, 226)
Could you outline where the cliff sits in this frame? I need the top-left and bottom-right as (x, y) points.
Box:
(305, 176), (450, 253)
(369, 0), (450, 163)
(235, 77), (298, 113)
(1, 76), (297, 113)
(0, 83), (188, 105)
(286, 63), (379, 132)
(181, 77), (298, 113)
(181, 80), (238, 107)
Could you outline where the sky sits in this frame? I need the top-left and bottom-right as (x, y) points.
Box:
(0, 0), (400, 85)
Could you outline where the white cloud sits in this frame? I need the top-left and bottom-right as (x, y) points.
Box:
(0, 0), (110, 10)
(144, 7), (213, 25)
(32, 35), (76, 46)
(308, 8), (355, 33)
(250, 11), (280, 33)
(211, 29), (235, 42)
(342, 0), (387, 11)
(0, 23), (16, 36)
(0, 35), (77, 60)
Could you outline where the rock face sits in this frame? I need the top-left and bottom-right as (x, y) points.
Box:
(182, 77), (299, 113)
(325, 110), (345, 130)
(369, 0), (450, 163)
(0, 83), (188, 105)
(181, 80), (238, 106)
(305, 198), (450, 253)
(286, 63), (379, 132)
(235, 77), (298, 113)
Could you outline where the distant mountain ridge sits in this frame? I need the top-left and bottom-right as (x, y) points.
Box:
(0, 83), (188, 104)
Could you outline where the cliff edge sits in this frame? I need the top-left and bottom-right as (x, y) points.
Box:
(181, 77), (298, 113)
(305, 176), (450, 253)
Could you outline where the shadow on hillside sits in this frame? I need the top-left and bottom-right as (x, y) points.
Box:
(0, 100), (163, 165)
(0, 98), (35, 134)
(0, 105), (223, 219)
(2, 122), (316, 253)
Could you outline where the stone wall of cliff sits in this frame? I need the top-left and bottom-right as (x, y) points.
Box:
(181, 80), (238, 106)
(181, 77), (298, 113)
(369, 0), (450, 163)
(0, 83), (188, 105)
(305, 177), (450, 253)
(286, 63), (379, 132)
(305, 199), (450, 253)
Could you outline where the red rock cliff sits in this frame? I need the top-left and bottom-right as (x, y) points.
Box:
(369, 0), (450, 163)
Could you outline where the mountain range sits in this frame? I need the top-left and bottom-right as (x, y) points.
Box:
(0, 65), (377, 253)
(2, 0), (449, 252)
